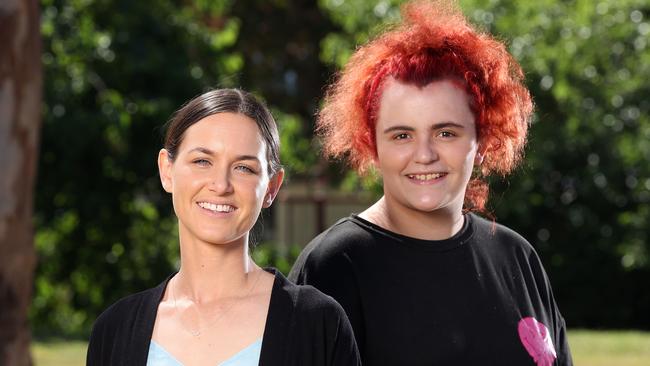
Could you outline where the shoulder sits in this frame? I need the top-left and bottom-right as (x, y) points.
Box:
(295, 284), (348, 319)
(275, 270), (348, 320)
(309, 217), (373, 253)
(294, 217), (371, 265)
(86, 283), (164, 364)
(94, 287), (156, 322)
(469, 213), (536, 255)
(469, 214), (554, 284)
(264, 270), (360, 365)
(89, 283), (162, 340)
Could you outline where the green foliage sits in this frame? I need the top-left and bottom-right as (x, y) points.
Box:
(252, 243), (302, 276)
(319, 0), (402, 66)
(276, 109), (319, 177)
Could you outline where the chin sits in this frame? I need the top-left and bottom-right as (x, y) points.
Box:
(407, 198), (451, 213)
(193, 230), (244, 246)
(411, 204), (446, 213)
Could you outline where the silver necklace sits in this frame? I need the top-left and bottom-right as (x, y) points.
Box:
(170, 269), (262, 337)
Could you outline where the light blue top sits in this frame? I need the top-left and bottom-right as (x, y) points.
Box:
(146, 338), (263, 366)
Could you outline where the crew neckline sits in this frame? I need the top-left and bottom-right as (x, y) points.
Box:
(349, 213), (475, 252)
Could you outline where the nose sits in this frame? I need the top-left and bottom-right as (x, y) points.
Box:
(414, 137), (438, 164)
(209, 169), (234, 195)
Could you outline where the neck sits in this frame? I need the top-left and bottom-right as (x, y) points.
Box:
(175, 228), (258, 303)
(361, 196), (465, 240)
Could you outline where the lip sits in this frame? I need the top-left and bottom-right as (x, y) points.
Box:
(196, 201), (238, 216)
(405, 172), (448, 185)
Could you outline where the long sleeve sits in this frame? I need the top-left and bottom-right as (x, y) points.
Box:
(528, 249), (573, 366)
(86, 319), (104, 366)
(320, 289), (362, 366)
(290, 244), (366, 359)
(262, 270), (360, 366)
(85, 281), (165, 365)
(86, 303), (118, 366)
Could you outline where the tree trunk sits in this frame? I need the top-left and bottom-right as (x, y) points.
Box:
(0, 0), (42, 364)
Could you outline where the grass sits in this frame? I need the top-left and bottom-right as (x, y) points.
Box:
(32, 339), (87, 366)
(569, 330), (650, 366)
(31, 330), (650, 365)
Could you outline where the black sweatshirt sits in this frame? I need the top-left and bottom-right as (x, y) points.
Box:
(87, 268), (360, 366)
(289, 213), (573, 366)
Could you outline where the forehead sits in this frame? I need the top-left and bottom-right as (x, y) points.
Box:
(377, 78), (475, 128)
(179, 112), (266, 154)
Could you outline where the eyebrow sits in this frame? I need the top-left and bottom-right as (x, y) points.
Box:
(188, 147), (261, 163)
(382, 122), (466, 134)
(188, 147), (214, 155)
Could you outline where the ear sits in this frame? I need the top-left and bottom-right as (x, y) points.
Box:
(474, 145), (486, 166)
(158, 149), (173, 193)
(263, 168), (285, 208)
(474, 151), (484, 166)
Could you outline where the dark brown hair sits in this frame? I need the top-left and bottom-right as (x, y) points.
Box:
(164, 88), (282, 176)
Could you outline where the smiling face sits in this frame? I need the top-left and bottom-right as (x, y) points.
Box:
(158, 112), (282, 247)
(374, 78), (482, 217)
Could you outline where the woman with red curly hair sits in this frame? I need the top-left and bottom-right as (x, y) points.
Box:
(290, 1), (572, 365)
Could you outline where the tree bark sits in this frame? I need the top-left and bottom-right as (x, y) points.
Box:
(0, 0), (41, 365)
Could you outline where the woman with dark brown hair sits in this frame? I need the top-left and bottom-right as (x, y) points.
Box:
(87, 88), (360, 366)
(290, 1), (572, 365)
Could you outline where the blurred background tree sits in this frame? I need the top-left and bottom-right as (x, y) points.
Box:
(32, 0), (649, 338)
(1, 0), (41, 363)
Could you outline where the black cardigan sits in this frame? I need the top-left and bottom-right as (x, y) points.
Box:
(86, 268), (360, 366)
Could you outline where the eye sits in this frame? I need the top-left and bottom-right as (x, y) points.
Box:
(393, 132), (411, 140)
(235, 164), (257, 174)
(192, 159), (211, 167)
(438, 130), (456, 138)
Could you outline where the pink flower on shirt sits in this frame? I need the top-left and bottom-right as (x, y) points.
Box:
(518, 317), (557, 366)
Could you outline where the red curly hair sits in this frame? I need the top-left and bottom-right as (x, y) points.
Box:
(317, 0), (533, 212)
